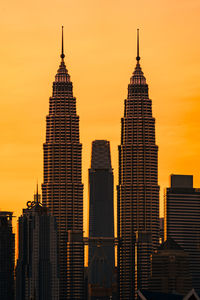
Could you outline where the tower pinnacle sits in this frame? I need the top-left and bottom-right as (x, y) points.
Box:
(136, 28), (140, 61)
(56, 26), (70, 82)
(35, 182), (39, 204)
(130, 28), (146, 85)
(33, 182), (41, 205)
(61, 26), (65, 60)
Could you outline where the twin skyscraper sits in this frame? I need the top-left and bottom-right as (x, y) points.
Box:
(15, 28), (159, 300)
(41, 27), (159, 299)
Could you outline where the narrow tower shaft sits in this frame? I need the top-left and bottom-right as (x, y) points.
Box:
(117, 31), (159, 299)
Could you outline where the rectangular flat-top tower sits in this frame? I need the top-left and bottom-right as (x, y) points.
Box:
(88, 140), (115, 299)
(165, 174), (200, 291)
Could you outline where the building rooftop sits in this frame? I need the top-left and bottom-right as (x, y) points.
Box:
(91, 140), (112, 170)
(139, 290), (183, 300)
(158, 237), (183, 251)
(171, 175), (193, 189)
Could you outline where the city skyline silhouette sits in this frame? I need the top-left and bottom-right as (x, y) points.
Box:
(0, 0), (200, 241)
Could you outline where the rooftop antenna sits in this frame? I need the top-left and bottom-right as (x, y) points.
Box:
(34, 180), (40, 204)
(136, 28), (140, 62)
(61, 26), (65, 60)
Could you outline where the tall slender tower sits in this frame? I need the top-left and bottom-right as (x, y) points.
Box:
(88, 140), (115, 299)
(42, 27), (84, 299)
(117, 30), (159, 299)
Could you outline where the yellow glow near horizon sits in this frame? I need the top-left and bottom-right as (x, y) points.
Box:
(0, 0), (200, 238)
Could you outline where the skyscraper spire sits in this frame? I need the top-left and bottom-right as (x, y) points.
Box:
(61, 26), (65, 60)
(136, 28), (140, 61)
(35, 182), (39, 204)
(33, 182), (41, 205)
(55, 26), (70, 83)
(130, 29), (146, 86)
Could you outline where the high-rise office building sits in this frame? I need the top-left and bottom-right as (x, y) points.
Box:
(88, 140), (115, 299)
(150, 237), (192, 295)
(117, 30), (159, 299)
(42, 27), (84, 299)
(165, 174), (200, 291)
(16, 189), (59, 300)
(0, 212), (15, 300)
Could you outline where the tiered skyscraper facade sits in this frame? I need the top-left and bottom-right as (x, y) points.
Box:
(42, 28), (84, 299)
(0, 212), (15, 300)
(88, 140), (115, 299)
(117, 30), (159, 299)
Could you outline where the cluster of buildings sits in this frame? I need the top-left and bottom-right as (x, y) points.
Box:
(1, 28), (200, 299)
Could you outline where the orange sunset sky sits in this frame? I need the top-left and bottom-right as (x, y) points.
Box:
(0, 0), (200, 235)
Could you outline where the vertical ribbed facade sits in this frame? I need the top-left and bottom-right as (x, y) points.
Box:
(165, 174), (200, 292)
(117, 38), (159, 299)
(42, 31), (84, 299)
(88, 140), (115, 299)
(66, 231), (84, 299)
(16, 193), (59, 300)
(0, 212), (15, 300)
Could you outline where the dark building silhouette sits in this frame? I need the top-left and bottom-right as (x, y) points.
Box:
(150, 237), (192, 295)
(0, 211), (15, 300)
(117, 30), (159, 299)
(66, 230), (85, 300)
(88, 140), (115, 299)
(159, 218), (164, 244)
(42, 27), (84, 299)
(165, 174), (200, 292)
(138, 289), (200, 300)
(16, 188), (59, 300)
